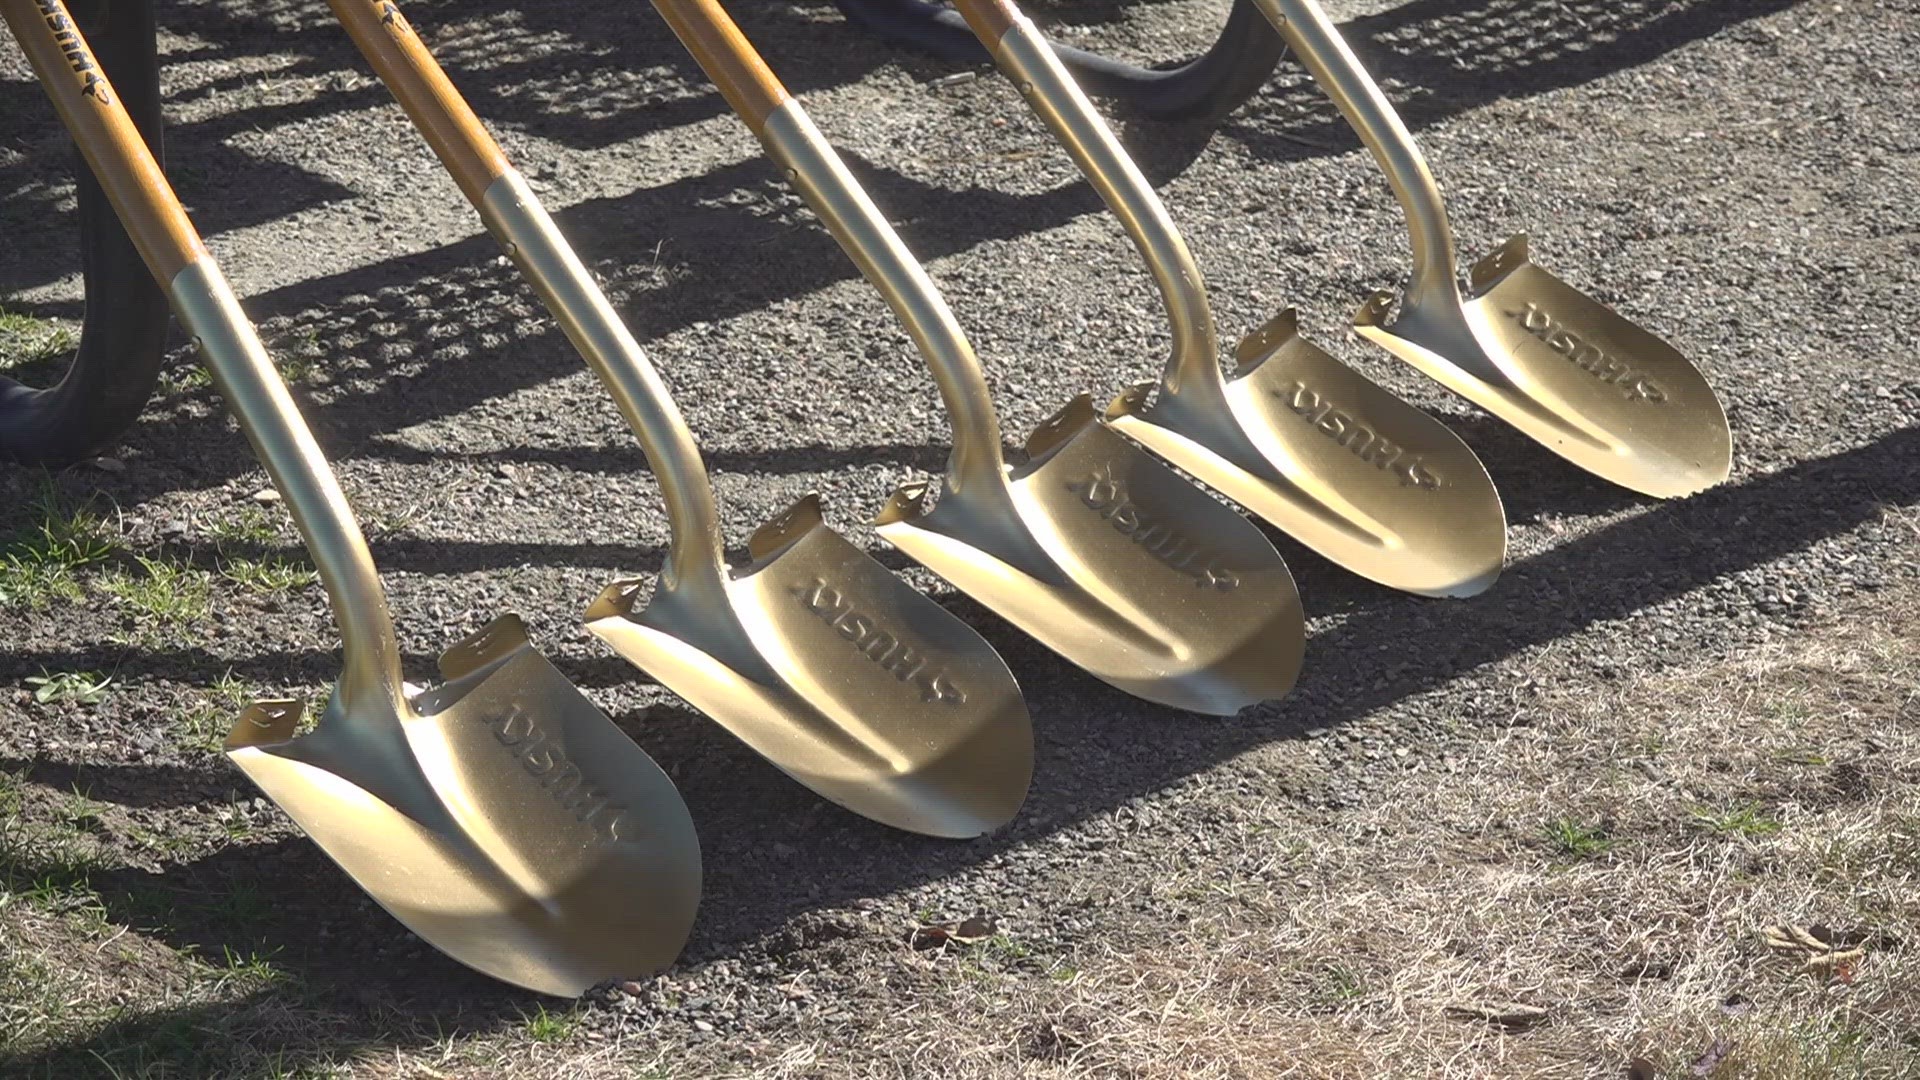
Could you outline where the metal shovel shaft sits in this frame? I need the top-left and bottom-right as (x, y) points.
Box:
(325, 0), (735, 599)
(953, 1), (1223, 402)
(649, 0), (1011, 505)
(1250, 0), (1458, 302)
(337, 0), (1037, 838)
(1250, 0), (1731, 499)
(650, 0), (1307, 717)
(3, 0), (406, 714)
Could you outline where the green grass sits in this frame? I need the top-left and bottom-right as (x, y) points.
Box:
(57, 787), (109, 837)
(0, 488), (122, 611)
(209, 946), (286, 990)
(158, 362), (214, 397)
(219, 555), (317, 596)
(174, 670), (258, 752)
(204, 506), (316, 595)
(0, 308), (76, 370)
(1307, 963), (1366, 1009)
(977, 933), (1034, 964)
(0, 772), (111, 917)
(204, 507), (282, 549)
(1542, 817), (1615, 860)
(1691, 803), (1784, 838)
(24, 670), (112, 707)
(268, 325), (323, 386)
(522, 1003), (577, 1043)
(94, 555), (214, 640)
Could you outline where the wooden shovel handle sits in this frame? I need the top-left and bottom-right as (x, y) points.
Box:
(949, 0), (1018, 43)
(325, 0), (508, 205)
(649, 0), (789, 132)
(1, 0), (205, 282)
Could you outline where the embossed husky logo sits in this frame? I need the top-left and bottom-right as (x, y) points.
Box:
(1281, 382), (1441, 490)
(484, 705), (630, 842)
(1506, 302), (1666, 403)
(1068, 465), (1239, 590)
(794, 579), (967, 706)
(33, 0), (112, 106)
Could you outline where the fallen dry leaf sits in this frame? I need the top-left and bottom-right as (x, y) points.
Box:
(1444, 1001), (1550, 1032)
(1762, 924), (1869, 983)
(909, 914), (998, 952)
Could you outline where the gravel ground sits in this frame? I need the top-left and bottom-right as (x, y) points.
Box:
(2, 0), (1917, 1076)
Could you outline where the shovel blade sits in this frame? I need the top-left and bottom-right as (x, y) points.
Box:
(1106, 310), (1506, 597)
(1357, 235), (1732, 498)
(226, 616), (701, 997)
(877, 398), (1305, 715)
(587, 495), (1031, 839)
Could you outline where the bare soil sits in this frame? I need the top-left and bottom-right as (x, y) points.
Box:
(2, 0), (1917, 1076)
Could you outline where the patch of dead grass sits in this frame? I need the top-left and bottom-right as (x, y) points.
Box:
(713, 588), (1920, 1079)
(3, 591), (1913, 1078)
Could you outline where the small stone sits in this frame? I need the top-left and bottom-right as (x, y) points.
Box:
(693, 1019), (714, 1033)
(251, 488), (282, 504)
(90, 456), (126, 473)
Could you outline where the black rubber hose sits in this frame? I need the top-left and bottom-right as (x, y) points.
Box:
(1, 0), (170, 467)
(832, 0), (1283, 121)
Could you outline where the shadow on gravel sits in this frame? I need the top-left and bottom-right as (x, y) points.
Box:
(0, 0), (892, 296)
(4, 422), (1915, 1077)
(1221, 0), (1809, 161)
(0, 0), (1800, 302)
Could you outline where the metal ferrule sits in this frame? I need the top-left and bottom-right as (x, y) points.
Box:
(757, 99), (1009, 498)
(1253, 0), (1461, 307)
(167, 257), (405, 709)
(477, 170), (731, 595)
(995, 17), (1225, 401)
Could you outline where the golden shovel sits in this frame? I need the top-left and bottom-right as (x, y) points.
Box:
(650, 0), (1306, 715)
(2, 0), (701, 996)
(1251, 0), (1731, 498)
(951, 0), (1506, 598)
(325, 0), (1032, 839)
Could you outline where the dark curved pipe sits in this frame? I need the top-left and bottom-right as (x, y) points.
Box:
(1, 0), (171, 466)
(832, 0), (1282, 120)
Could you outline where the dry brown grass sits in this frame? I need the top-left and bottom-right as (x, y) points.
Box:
(697, 589), (1919, 1080)
(4, 590), (1914, 1079)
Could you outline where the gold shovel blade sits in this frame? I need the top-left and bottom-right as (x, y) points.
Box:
(1106, 310), (1507, 597)
(224, 615), (701, 998)
(586, 495), (1032, 839)
(877, 397), (1306, 715)
(1356, 235), (1732, 499)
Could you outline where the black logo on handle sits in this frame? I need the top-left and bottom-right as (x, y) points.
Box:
(32, 0), (112, 106)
